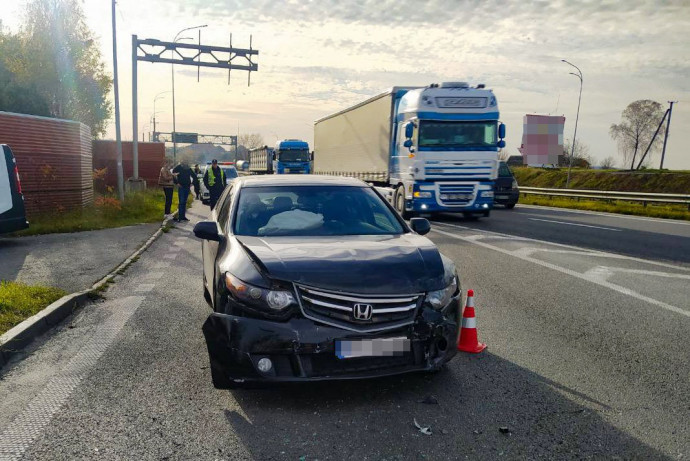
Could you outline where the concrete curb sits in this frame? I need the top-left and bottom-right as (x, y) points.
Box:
(0, 212), (178, 369)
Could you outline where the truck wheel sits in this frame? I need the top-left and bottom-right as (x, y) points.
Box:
(505, 203), (516, 209)
(395, 185), (411, 219)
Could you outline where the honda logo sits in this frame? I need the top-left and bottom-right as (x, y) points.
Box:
(353, 303), (373, 321)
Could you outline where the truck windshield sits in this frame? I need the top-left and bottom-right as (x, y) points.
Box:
(278, 150), (310, 162)
(418, 121), (497, 149)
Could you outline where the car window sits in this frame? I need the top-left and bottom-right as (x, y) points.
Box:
(216, 185), (234, 232)
(498, 162), (512, 177)
(223, 167), (238, 179)
(234, 186), (404, 237)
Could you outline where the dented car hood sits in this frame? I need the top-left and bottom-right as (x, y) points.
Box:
(235, 234), (446, 294)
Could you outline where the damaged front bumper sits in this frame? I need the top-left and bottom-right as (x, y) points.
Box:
(202, 298), (461, 387)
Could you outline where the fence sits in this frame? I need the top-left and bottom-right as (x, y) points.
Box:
(520, 187), (690, 210)
(92, 141), (165, 192)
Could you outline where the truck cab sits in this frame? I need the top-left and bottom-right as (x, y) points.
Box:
(393, 82), (505, 218)
(274, 139), (311, 174)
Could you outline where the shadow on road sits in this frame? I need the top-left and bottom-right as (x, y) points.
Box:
(222, 352), (667, 460)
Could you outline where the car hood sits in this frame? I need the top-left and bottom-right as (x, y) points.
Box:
(235, 234), (446, 294)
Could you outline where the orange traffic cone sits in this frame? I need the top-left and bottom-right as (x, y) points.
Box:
(457, 289), (487, 353)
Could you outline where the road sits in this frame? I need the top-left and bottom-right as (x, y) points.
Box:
(0, 202), (688, 460)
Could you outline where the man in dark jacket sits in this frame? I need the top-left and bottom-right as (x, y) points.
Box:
(192, 164), (201, 199)
(203, 159), (226, 210)
(172, 160), (196, 221)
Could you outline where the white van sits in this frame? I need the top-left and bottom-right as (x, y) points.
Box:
(0, 144), (29, 234)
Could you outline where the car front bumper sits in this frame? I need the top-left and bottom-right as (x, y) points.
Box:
(202, 298), (461, 386)
(493, 189), (519, 205)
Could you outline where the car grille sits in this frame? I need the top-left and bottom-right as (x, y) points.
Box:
(437, 183), (476, 206)
(295, 285), (422, 333)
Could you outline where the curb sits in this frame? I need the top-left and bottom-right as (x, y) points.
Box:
(0, 212), (178, 369)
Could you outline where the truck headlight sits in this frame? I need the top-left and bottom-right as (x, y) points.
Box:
(413, 191), (432, 198)
(225, 273), (295, 312)
(425, 276), (458, 310)
(480, 191), (494, 198)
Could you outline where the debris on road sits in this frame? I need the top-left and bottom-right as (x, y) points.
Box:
(413, 418), (432, 436)
(499, 426), (511, 435)
(418, 395), (439, 405)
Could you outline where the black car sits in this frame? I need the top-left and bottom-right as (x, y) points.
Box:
(493, 161), (519, 209)
(0, 144), (29, 234)
(194, 175), (461, 388)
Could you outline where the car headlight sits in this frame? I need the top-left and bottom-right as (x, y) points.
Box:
(425, 276), (458, 310)
(512, 179), (518, 189)
(225, 273), (295, 312)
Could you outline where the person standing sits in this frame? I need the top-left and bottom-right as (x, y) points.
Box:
(192, 164), (202, 200)
(158, 159), (175, 217)
(172, 160), (196, 222)
(203, 159), (227, 210)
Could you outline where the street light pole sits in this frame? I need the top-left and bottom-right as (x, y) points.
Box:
(111, 0), (124, 200)
(171, 25), (207, 164)
(562, 59), (582, 189)
(153, 91), (170, 142)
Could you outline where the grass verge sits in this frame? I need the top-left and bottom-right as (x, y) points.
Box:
(0, 281), (67, 335)
(13, 188), (192, 236)
(519, 195), (690, 220)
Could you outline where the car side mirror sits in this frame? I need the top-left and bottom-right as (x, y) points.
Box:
(193, 221), (221, 241)
(409, 217), (431, 235)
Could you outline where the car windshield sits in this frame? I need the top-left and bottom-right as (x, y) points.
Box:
(234, 186), (404, 237)
(278, 149), (310, 162)
(419, 120), (497, 148)
(222, 167), (238, 179)
(498, 163), (512, 177)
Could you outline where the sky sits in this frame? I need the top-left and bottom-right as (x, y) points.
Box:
(1, 0), (689, 169)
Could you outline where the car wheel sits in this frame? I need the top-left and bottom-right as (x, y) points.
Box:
(505, 203), (516, 209)
(395, 185), (411, 219)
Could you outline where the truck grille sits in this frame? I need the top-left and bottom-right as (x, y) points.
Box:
(437, 183), (477, 206)
(295, 285), (422, 333)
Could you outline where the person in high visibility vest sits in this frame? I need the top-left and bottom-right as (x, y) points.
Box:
(203, 159), (227, 210)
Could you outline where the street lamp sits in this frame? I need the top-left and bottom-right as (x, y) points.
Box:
(171, 24), (207, 164)
(562, 59), (583, 188)
(152, 91), (170, 141)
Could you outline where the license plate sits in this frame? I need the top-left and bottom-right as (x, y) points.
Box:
(496, 195), (509, 200)
(336, 337), (410, 359)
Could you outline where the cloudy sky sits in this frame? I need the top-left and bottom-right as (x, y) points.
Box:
(2, 0), (689, 169)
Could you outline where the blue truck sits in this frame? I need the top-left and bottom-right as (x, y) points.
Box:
(248, 140), (312, 175)
(313, 82), (505, 218)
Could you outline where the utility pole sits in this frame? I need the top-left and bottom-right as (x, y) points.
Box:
(660, 101), (676, 170)
(562, 59), (583, 189)
(111, 0), (124, 201)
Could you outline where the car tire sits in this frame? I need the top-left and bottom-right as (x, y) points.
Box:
(504, 203), (516, 209)
(395, 185), (411, 220)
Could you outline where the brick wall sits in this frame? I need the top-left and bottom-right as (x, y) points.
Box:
(92, 140), (165, 191)
(0, 111), (93, 216)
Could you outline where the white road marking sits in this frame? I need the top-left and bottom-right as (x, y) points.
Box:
(432, 227), (690, 319)
(0, 296), (145, 460)
(528, 218), (622, 232)
(163, 253), (178, 259)
(588, 266), (690, 280)
(153, 263), (170, 269)
(135, 284), (155, 292)
(517, 204), (690, 226)
(433, 222), (690, 272)
(143, 272), (164, 280)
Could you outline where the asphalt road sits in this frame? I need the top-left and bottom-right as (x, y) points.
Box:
(0, 201), (688, 460)
(435, 204), (690, 266)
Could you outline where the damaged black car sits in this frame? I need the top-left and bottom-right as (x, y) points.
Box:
(193, 175), (461, 388)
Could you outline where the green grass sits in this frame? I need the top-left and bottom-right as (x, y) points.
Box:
(0, 281), (67, 335)
(512, 167), (690, 194)
(13, 188), (192, 237)
(519, 194), (690, 220)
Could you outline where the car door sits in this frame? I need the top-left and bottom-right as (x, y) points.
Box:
(203, 184), (234, 305)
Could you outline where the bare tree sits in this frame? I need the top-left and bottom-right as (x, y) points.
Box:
(599, 156), (616, 169)
(560, 139), (592, 168)
(610, 100), (665, 170)
(238, 133), (265, 150)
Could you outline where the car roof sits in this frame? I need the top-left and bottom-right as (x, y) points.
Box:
(238, 175), (368, 188)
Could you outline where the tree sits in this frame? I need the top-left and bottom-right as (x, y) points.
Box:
(238, 133), (265, 150)
(559, 138), (592, 168)
(599, 156), (616, 169)
(0, 0), (112, 137)
(610, 100), (665, 170)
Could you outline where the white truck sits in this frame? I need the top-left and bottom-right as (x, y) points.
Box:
(313, 82), (505, 218)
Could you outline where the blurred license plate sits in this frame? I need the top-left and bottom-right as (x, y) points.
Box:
(496, 195), (509, 199)
(336, 337), (410, 359)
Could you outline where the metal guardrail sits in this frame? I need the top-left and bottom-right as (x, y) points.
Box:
(520, 187), (690, 210)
